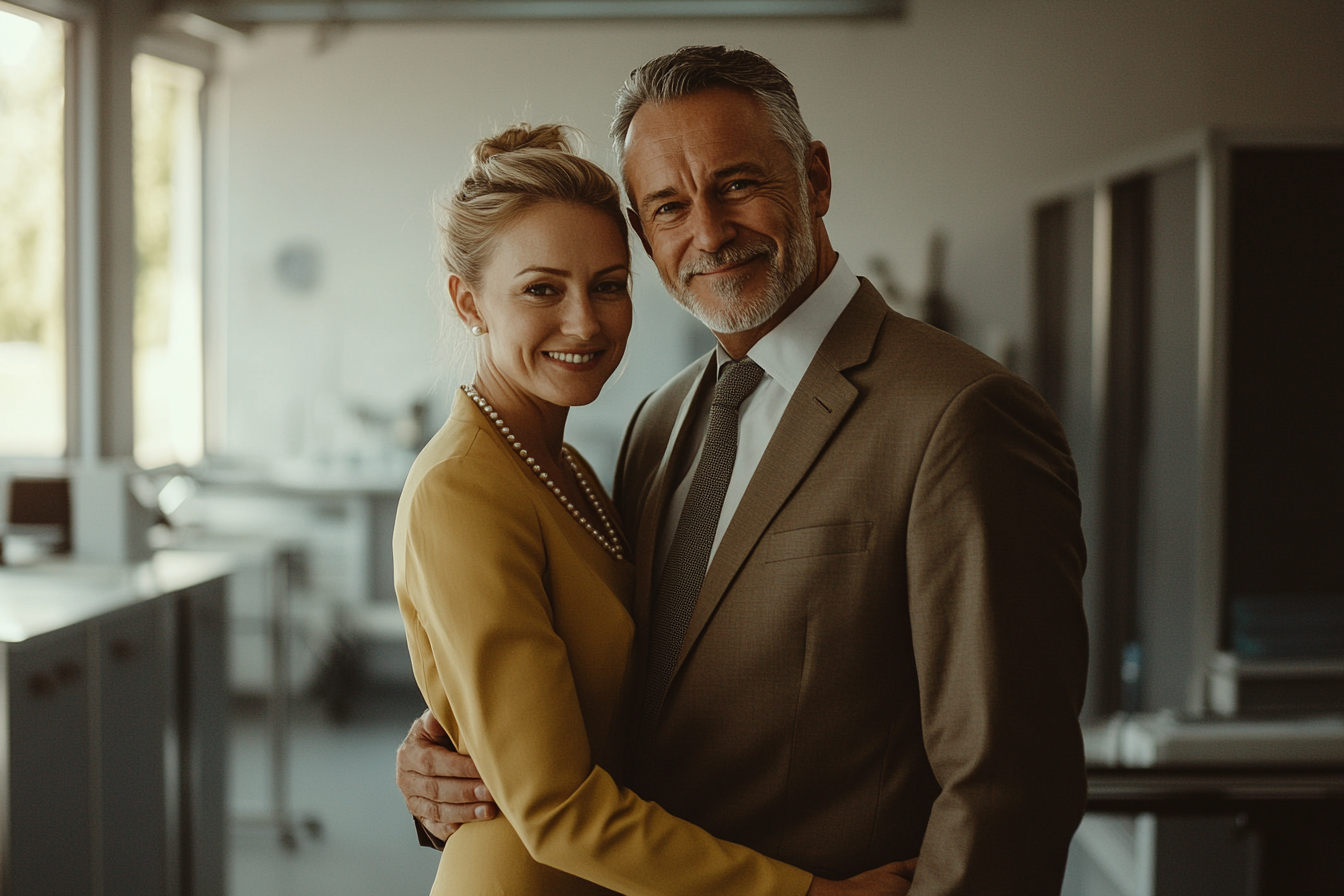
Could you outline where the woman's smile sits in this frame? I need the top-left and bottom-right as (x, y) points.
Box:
(543, 349), (603, 367)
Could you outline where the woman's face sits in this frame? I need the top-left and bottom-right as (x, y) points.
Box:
(453, 201), (632, 410)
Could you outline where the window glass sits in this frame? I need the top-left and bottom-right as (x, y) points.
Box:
(132, 52), (204, 468)
(0, 5), (66, 456)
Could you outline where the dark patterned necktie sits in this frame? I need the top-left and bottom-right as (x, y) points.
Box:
(635, 357), (764, 764)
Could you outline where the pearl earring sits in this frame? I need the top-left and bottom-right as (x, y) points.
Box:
(470, 325), (485, 337)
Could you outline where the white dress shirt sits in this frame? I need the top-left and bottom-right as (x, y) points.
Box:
(652, 255), (861, 587)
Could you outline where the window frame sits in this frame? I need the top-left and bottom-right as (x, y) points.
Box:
(2, 0), (218, 466)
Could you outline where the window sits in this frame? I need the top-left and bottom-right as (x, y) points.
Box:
(0, 4), (65, 457)
(132, 52), (204, 468)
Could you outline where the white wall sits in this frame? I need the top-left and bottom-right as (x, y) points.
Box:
(213, 0), (1344, 480)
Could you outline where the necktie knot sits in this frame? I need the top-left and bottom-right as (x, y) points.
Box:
(711, 358), (764, 411)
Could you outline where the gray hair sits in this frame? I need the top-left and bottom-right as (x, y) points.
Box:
(611, 46), (813, 202)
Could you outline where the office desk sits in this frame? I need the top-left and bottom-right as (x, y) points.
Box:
(1088, 764), (1344, 813)
(0, 552), (230, 896)
(1079, 765), (1344, 896)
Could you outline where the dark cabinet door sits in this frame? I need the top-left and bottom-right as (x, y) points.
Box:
(177, 581), (228, 896)
(98, 601), (170, 896)
(6, 628), (94, 895)
(1224, 147), (1344, 667)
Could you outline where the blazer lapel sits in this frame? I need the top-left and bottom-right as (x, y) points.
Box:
(672, 283), (890, 673)
(633, 354), (717, 642)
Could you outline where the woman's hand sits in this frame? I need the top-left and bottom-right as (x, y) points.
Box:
(805, 858), (919, 896)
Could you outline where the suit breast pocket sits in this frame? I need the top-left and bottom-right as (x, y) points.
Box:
(759, 521), (873, 563)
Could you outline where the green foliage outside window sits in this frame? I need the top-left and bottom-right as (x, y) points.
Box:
(0, 7), (65, 456)
(133, 53), (177, 352)
(0, 10), (63, 347)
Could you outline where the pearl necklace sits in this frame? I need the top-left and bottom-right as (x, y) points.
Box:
(463, 385), (626, 561)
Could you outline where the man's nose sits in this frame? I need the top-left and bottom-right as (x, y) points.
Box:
(688, 198), (736, 254)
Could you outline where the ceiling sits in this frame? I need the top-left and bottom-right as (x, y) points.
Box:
(166, 0), (908, 29)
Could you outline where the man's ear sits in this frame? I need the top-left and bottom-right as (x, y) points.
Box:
(805, 141), (833, 219)
(627, 207), (654, 258)
(447, 274), (482, 331)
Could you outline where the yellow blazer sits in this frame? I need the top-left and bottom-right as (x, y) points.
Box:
(394, 389), (812, 896)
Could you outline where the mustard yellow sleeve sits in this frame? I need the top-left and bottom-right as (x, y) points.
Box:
(399, 453), (812, 896)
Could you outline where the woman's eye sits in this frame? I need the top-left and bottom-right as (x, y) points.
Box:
(524, 283), (558, 297)
(594, 280), (628, 296)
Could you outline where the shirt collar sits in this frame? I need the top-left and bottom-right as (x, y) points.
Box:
(714, 253), (861, 395)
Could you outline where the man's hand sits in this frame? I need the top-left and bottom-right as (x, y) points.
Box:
(396, 709), (497, 842)
(805, 858), (918, 896)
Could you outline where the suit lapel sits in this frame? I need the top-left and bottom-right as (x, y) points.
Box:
(672, 284), (890, 673)
(633, 355), (717, 641)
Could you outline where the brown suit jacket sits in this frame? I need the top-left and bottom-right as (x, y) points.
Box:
(613, 281), (1089, 895)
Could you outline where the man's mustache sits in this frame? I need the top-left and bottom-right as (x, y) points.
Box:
(678, 239), (776, 287)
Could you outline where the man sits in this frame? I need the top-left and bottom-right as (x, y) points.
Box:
(397, 46), (1088, 894)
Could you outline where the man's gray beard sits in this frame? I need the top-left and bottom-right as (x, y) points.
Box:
(666, 216), (816, 335)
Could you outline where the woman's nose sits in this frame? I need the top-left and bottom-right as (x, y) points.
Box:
(560, 297), (600, 339)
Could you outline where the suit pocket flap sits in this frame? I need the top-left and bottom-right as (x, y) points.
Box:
(760, 521), (873, 562)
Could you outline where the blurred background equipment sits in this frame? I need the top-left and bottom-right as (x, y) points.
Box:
(5, 476), (72, 557)
(1033, 131), (1344, 896)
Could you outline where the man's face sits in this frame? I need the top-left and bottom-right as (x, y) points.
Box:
(622, 87), (818, 335)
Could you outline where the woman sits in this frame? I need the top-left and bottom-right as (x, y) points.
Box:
(393, 124), (913, 896)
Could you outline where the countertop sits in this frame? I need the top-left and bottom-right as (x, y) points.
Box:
(0, 550), (233, 643)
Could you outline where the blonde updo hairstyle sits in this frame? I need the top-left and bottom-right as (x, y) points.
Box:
(438, 122), (629, 298)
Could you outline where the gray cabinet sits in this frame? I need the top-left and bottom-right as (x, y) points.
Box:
(0, 554), (229, 896)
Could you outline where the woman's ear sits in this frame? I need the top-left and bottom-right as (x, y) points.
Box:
(447, 274), (482, 331)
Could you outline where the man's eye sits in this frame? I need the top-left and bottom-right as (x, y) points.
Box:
(725, 179), (756, 192)
(654, 202), (681, 216)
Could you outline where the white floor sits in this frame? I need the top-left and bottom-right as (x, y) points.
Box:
(227, 691), (443, 896)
